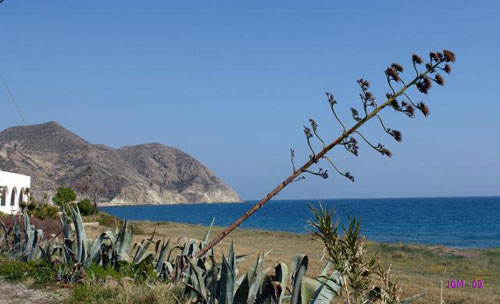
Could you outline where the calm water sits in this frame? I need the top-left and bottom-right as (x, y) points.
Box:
(101, 197), (500, 248)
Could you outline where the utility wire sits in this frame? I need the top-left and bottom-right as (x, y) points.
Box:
(0, 74), (26, 124)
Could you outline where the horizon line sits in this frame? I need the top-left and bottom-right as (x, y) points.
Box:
(243, 194), (500, 202)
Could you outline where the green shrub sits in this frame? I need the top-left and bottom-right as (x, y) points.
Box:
(71, 282), (115, 303)
(69, 278), (180, 304)
(77, 199), (94, 216)
(52, 186), (76, 208)
(87, 263), (125, 281)
(85, 262), (154, 281)
(29, 261), (57, 286)
(0, 258), (56, 285)
(39, 204), (59, 219)
(92, 212), (122, 227)
(0, 258), (32, 281)
(27, 203), (59, 220)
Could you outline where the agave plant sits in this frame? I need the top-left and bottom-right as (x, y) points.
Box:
(2, 206), (424, 303)
(0, 213), (51, 262)
(179, 237), (340, 304)
(53, 206), (136, 281)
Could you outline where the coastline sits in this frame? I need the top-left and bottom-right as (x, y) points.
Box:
(97, 199), (244, 207)
(98, 197), (500, 249)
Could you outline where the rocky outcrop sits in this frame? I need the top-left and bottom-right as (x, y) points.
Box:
(0, 122), (241, 205)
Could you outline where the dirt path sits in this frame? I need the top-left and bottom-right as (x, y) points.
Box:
(0, 280), (67, 304)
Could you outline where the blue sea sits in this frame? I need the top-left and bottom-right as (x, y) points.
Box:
(101, 196), (500, 249)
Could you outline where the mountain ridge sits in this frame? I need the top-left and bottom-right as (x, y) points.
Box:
(0, 121), (241, 205)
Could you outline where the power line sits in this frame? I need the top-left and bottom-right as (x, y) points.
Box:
(0, 74), (26, 124)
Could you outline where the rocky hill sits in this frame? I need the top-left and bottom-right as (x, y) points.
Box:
(0, 122), (241, 205)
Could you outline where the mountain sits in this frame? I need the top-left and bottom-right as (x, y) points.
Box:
(0, 122), (241, 205)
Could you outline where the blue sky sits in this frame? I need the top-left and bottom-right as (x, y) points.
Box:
(0, 1), (499, 200)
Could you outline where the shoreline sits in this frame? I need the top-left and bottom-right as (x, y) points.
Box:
(97, 195), (500, 207)
(98, 200), (244, 207)
(126, 219), (500, 251)
(97, 197), (500, 249)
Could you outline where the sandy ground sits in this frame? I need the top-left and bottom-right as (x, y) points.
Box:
(0, 280), (67, 304)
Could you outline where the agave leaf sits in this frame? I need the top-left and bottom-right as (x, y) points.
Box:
(190, 240), (200, 257)
(202, 218), (216, 246)
(155, 237), (170, 274)
(23, 212), (30, 231)
(29, 229), (44, 261)
(246, 253), (260, 286)
(247, 252), (266, 304)
(137, 251), (154, 265)
(164, 261), (174, 274)
(206, 262), (218, 304)
(23, 213), (31, 253)
(234, 273), (248, 292)
(88, 231), (114, 267)
(180, 238), (190, 256)
(290, 254), (309, 304)
(69, 206), (88, 264)
(60, 211), (73, 265)
(311, 262), (341, 303)
(235, 252), (253, 264)
(312, 274), (341, 303)
(174, 255), (189, 282)
(187, 258), (208, 301)
(301, 277), (321, 303)
(0, 219), (9, 248)
(219, 255), (235, 304)
(319, 261), (331, 278)
(182, 239), (200, 257)
(167, 244), (182, 262)
(115, 221), (132, 262)
(228, 240), (236, 275)
(133, 236), (154, 265)
(233, 274), (250, 303)
(117, 252), (129, 262)
(183, 282), (208, 302)
(13, 215), (20, 255)
(22, 214), (35, 260)
(38, 239), (54, 264)
(275, 262), (289, 304)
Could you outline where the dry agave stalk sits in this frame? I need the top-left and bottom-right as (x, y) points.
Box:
(195, 50), (456, 259)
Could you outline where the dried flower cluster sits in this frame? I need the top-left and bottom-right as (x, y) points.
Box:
(290, 49), (456, 184)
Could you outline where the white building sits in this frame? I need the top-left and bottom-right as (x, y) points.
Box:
(0, 170), (31, 214)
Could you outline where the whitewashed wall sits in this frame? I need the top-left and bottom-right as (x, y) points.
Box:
(0, 170), (31, 214)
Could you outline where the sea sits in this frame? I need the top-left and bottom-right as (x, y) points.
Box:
(101, 196), (500, 249)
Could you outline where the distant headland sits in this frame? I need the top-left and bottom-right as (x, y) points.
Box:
(0, 121), (241, 205)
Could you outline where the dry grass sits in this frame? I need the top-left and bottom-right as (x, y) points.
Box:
(84, 220), (500, 304)
(70, 278), (180, 304)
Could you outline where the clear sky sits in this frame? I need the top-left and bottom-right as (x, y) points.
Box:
(0, 1), (499, 200)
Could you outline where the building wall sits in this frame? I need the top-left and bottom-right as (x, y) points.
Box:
(0, 170), (31, 214)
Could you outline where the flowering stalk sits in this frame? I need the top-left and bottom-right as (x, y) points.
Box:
(195, 50), (455, 258)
